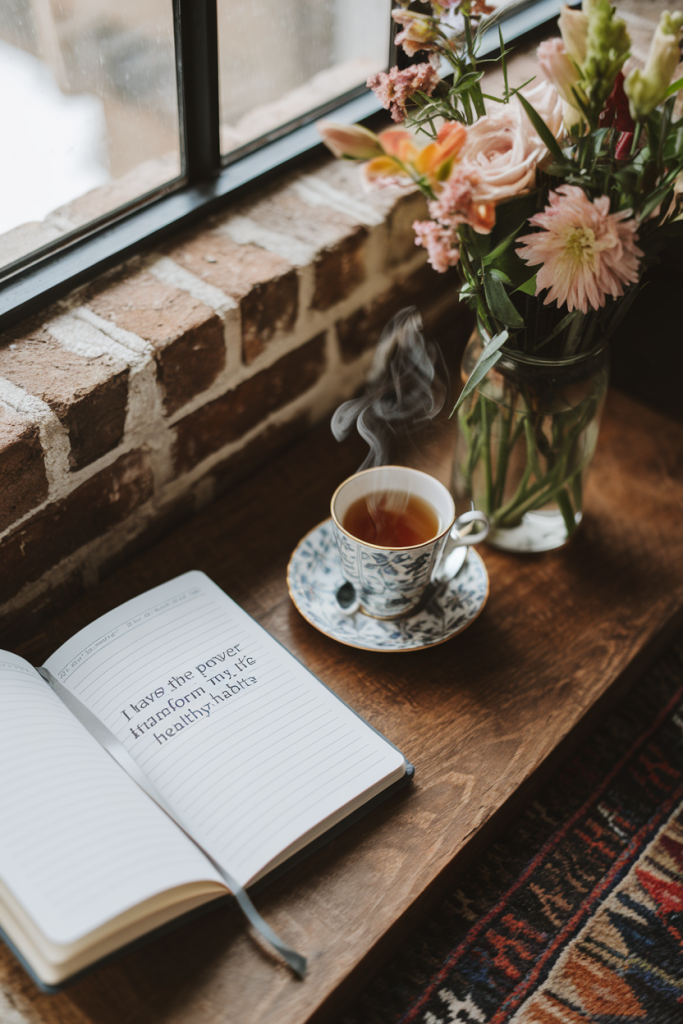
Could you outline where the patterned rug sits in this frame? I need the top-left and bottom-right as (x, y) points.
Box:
(343, 634), (683, 1024)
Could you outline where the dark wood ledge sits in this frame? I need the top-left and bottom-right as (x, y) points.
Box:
(4, 386), (683, 1024)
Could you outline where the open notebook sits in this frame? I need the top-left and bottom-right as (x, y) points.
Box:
(0, 571), (409, 988)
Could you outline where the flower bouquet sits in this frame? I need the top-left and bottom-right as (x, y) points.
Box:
(320, 0), (683, 551)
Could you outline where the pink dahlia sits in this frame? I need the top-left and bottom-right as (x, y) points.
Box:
(516, 185), (642, 314)
(367, 63), (441, 123)
(413, 220), (460, 272)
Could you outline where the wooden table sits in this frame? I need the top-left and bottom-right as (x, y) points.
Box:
(3, 388), (683, 1024)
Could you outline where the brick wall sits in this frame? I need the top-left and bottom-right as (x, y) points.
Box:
(0, 154), (463, 646)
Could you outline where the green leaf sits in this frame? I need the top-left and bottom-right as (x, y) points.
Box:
(476, 0), (532, 41)
(499, 23), (509, 101)
(646, 111), (661, 157)
(614, 167), (639, 189)
(569, 84), (591, 121)
(515, 274), (537, 296)
(467, 230), (492, 260)
(532, 310), (580, 351)
(665, 75), (683, 99)
(491, 268), (513, 286)
(497, 248), (536, 288)
(481, 223), (526, 266)
(453, 331), (509, 414)
(640, 182), (672, 220)
(515, 92), (565, 163)
(663, 130), (683, 162)
(544, 161), (571, 177)
(591, 127), (609, 151)
(484, 271), (525, 329)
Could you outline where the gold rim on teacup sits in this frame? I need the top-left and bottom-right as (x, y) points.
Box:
(330, 465), (456, 552)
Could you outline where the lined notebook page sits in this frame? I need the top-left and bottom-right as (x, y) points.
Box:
(45, 572), (405, 886)
(0, 653), (222, 946)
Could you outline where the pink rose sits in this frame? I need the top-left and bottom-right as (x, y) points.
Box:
(457, 103), (543, 204)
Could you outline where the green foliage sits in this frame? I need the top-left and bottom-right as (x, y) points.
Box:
(665, 75), (683, 99)
(484, 270), (525, 329)
(532, 310), (581, 352)
(514, 93), (566, 163)
(453, 330), (509, 413)
(516, 275), (537, 296)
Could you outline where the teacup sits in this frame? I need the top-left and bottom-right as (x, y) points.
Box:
(330, 465), (488, 619)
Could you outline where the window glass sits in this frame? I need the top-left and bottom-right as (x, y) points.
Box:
(218, 0), (392, 157)
(0, 0), (181, 274)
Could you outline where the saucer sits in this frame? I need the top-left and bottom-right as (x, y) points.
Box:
(287, 519), (489, 653)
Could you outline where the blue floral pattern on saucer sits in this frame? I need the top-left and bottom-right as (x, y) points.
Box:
(287, 519), (489, 652)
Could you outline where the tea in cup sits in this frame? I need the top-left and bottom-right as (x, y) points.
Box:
(331, 466), (488, 619)
(342, 490), (440, 548)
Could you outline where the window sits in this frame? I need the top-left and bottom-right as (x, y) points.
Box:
(0, 0), (181, 274)
(217, 0), (391, 158)
(0, 0), (561, 329)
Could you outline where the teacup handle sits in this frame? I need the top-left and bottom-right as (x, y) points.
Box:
(432, 509), (489, 584)
(450, 509), (489, 547)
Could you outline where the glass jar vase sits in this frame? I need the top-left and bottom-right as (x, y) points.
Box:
(452, 331), (610, 552)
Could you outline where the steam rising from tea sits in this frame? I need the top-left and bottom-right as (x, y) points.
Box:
(331, 307), (447, 473)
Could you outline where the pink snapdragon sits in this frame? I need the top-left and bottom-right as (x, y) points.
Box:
(367, 63), (441, 123)
(428, 169), (496, 234)
(516, 185), (642, 314)
(413, 220), (461, 272)
(413, 168), (495, 271)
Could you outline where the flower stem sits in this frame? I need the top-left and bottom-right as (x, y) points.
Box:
(480, 397), (494, 515)
(493, 397), (517, 508)
(556, 487), (578, 537)
(570, 469), (583, 512)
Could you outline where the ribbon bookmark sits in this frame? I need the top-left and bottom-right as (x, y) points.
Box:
(36, 667), (307, 979)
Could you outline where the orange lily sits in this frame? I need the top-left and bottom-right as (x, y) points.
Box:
(364, 122), (469, 187)
(378, 129), (419, 161)
(363, 129), (420, 185)
(415, 122), (468, 180)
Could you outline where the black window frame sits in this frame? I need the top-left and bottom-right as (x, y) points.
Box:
(0, 0), (565, 331)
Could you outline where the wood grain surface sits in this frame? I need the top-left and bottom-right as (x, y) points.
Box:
(2, 388), (683, 1024)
